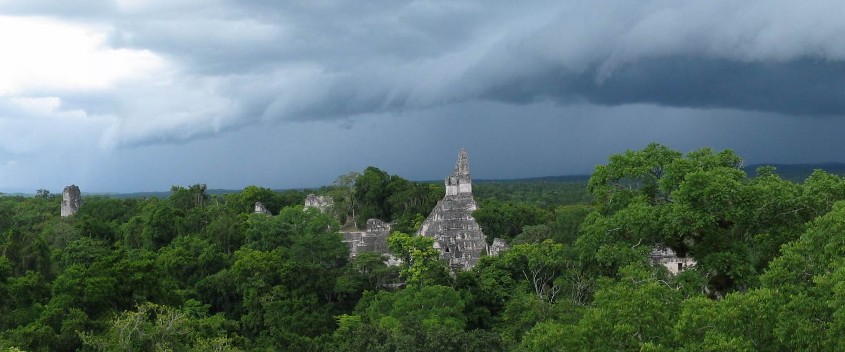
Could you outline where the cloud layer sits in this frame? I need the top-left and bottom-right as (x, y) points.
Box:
(4, 1), (845, 147)
(1, 1), (845, 191)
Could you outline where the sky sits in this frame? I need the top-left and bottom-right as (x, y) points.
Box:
(2, 0), (845, 193)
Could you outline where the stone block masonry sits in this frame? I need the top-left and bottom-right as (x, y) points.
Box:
(61, 185), (81, 217)
(418, 149), (488, 271)
(304, 194), (333, 213)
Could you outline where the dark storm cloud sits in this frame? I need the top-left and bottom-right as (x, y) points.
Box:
(484, 58), (845, 116)
(5, 0), (845, 147)
(105, 1), (497, 74)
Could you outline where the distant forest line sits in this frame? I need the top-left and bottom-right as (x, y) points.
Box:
(16, 161), (845, 201)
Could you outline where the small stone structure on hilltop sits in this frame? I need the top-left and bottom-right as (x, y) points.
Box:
(61, 185), (81, 217)
(418, 149), (489, 271)
(254, 202), (271, 215)
(304, 194), (333, 213)
(650, 246), (695, 275)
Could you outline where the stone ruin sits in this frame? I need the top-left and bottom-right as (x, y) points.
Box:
(650, 246), (695, 275)
(342, 219), (399, 264)
(418, 149), (489, 271)
(254, 202), (271, 215)
(304, 194), (333, 213)
(488, 238), (510, 257)
(61, 185), (81, 217)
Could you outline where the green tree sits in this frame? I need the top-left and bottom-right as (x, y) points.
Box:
(230, 206), (348, 349)
(81, 301), (241, 351)
(359, 285), (467, 332)
(51, 238), (160, 319)
(200, 205), (245, 255)
(549, 204), (591, 244)
(140, 200), (180, 250)
(672, 289), (782, 351)
(354, 167), (392, 226)
(1, 228), (51, 277)
(474, 200), (550, 243)
(331, 286), (499, 352)
(330, 171), (361, 227)
(170, 184), (210, 211)
(386, 179), (441, 233)
(342, 252), (400, 294)
(0, 267), (50, 332)
(120, 198), (182, 251)
(243, 206), (338, 252)
(528, 264), (681, 351)
(238, 185), (284, 215)
(750, 201), (845, 350)
(387, 231), (450, 287)
(156, 235), (229, 300)
(511, 224), (550, 245)
(577, 144), (819, 295)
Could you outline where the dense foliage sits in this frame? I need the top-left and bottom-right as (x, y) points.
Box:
(3, 143), (845, 351)
(322, 167), (442, 233)
(474, 177), (591, 208)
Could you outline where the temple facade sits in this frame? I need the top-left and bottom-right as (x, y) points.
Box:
(418, 149), (488, 271)
(304, 194), (333, 213)
(650, 246), (695, 275)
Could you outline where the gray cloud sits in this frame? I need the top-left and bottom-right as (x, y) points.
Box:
(2, 1), (845, 192)
(7, 0), (845, 146)
(15, 101), (845, 193)
(484, 58), (845, 116)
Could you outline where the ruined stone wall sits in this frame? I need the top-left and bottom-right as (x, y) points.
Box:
(488, 238), (509, 257)
(342, 218), (393, 260)
(61, 185), (81, 217)
(342, 231), (365, 257)
(254, 202), (271, 215)
(650, 246), (695, 275)
(304, 194), (333, 213)
(359, 219), (392, 254)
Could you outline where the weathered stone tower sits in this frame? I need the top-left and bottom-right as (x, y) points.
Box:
(61, 185), (81, 217)
(446, 149), (472, 196)
(418, 149), (487, 271)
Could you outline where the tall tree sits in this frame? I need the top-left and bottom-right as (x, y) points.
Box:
(81, 302), (241, 351)
(354, 167), (392, 226)
(473, 200), (550, 244)
(387, 231), (450, 287)
(330, 171), (361, 227)
(577, 143), (824, 295)
(170, 184), (210, 211)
